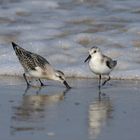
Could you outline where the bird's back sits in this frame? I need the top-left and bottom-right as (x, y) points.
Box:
(12, 42), (50, 71)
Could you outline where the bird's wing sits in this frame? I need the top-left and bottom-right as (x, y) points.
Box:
(31, 53), (50, 69)
(17, 50), (38, 71)
(102, 55), (117, 69)
(12, 42), (50, 71)
(106, 58), (117, 69)
(106, 60), (117, 69)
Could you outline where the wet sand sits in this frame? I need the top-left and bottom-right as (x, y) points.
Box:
(0, 76), (140, 140)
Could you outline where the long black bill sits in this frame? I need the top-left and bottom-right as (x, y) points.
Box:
(84, 55), (91, 63)
(63, 81), (71, 89)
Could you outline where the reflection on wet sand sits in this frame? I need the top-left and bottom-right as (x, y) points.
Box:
(10, 88), (69, 135)
(88, 91), (113, 139)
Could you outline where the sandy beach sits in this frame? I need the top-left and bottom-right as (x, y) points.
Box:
(0, 76), (140, 140)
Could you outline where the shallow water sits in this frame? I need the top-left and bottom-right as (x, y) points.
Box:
(0, 0), (140, 79)
(0, 77), (140, 140)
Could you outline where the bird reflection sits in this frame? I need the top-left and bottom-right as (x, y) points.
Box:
(23, 85), (44, 95)
(88, 90), (113, 139)
(10, 88), (69, 135)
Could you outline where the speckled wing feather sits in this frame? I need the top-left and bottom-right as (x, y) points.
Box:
(106, 60), (117, 69)
(103, 54), (117, 69)
(31, 53), (50, 69)
(12, 42), (50, 71)
(106, 58), (117, 69)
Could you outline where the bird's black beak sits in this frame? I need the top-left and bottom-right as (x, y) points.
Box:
(63, 81), (71, 89)
(84, 55), (91, 62)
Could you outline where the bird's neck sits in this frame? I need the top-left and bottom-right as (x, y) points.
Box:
(93, 52), (102, 59)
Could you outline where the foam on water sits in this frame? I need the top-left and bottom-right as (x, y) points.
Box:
(0, 0), (140, 80)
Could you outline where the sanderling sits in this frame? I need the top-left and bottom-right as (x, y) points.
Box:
(84, 46), (117, 88)
(12, 42), (71, 89)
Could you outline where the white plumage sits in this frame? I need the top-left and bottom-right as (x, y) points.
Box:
(85, 46), (117, 88)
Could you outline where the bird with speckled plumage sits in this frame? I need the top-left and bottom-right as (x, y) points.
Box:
(12, 42), (71, 89)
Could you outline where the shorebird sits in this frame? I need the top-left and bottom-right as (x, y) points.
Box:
(12, 42), (71, 89)
(84, 46), (117, 88)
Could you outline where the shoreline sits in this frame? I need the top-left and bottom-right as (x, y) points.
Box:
(1, 74), (140, 81)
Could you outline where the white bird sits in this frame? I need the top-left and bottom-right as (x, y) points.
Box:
(85, 46), (117, 88)
(12, 42), (71, 89)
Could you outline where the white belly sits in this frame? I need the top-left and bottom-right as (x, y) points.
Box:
(26, 67), (48, 79)
(89, 59), (111, 75)
(28, 70), (42, 78)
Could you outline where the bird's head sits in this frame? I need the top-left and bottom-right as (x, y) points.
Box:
(84, 46), (101, 62)
(55, 70), (71, 89)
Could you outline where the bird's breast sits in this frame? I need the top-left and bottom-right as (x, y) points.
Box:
(89, 58), (111, 75)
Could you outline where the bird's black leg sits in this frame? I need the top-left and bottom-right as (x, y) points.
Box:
(102, 75), (110, 86)
(23, 85), (31, 96)
(38, 79), (45, 87)
(23, 73), (30, 87)
(98, 75), (101, 89)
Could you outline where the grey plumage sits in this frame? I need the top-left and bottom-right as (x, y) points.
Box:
(102, 55), (117, 69)
(12, 42), (49, 71)
(106, 59), (117, 69)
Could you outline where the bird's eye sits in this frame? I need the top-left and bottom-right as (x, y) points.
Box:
(59, 76), (62, 79)
(94, 50), (96, 53)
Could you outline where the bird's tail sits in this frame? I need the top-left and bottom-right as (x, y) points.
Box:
(12, 42), (18, 50)
(11, 42), (25, 57)
(11, 42), (21, 51)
